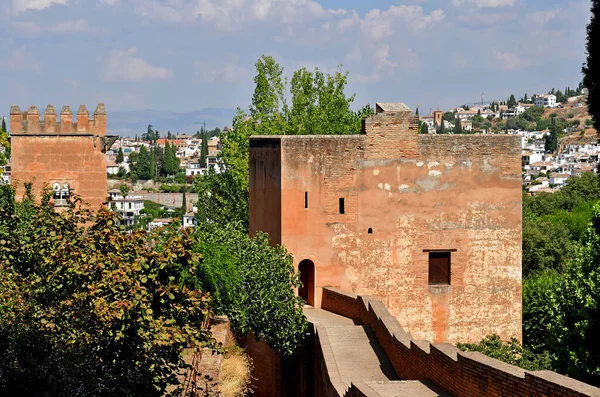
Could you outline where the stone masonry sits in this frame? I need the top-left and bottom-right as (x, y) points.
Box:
(249, 102), (522, 344)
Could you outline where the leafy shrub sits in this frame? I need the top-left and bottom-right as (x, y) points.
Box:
(0, 185), (214, 396)
(457, 335), (553, 371)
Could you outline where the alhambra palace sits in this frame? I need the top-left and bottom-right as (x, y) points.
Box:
(8, 103), (600, 396)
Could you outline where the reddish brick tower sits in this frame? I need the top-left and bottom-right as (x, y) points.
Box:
(249, 102), (522, 344)
(9, 104), (115, 210)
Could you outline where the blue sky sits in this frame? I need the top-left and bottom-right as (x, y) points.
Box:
(0, 0), (592, 123)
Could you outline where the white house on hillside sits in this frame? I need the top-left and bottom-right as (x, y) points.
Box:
(534, 94), (557, 107)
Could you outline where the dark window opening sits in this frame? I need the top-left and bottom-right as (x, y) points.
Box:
(368, 228), (373, 234)
(339, 198), (345, 214)
(428, 252), (451, 285)
(305, 192), (308, 209)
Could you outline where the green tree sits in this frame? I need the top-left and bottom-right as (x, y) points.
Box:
(442, 111), (455, 122)
(193, 221), (306, 354)
(458, 335), (552, 371)
(149, 147), (156, 180)
(116, 147), (124, 164)
(134, 145), (151, 180)
(420, 122), (429, 135)
(162, 142), (180, 176)
(438, 121), (446, 134)
(1, 117), (6, 132)
(0, 128), (9, 167)
(286, 66), (364, 135)
(120, 183), (129, 198)
(507, 94), (517, 109)
(523, 271), (561, 353)
(583, 0), (600, 132)
(547, 202), (600, 384)
(200, 132), (208, 167)
(454, 116), (462, 134)
(0, 185), (214, 395)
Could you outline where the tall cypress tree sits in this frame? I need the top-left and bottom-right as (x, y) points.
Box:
(583, 0), (600, 133)
(454, 116), (462, 134)
(116, 147), (124, 164)
(1, 117), (6, 132)
(200, 132), (208, 167)
(149, 148), (156, 180)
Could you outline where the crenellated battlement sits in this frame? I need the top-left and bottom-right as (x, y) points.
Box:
(9, 104), (106, 135)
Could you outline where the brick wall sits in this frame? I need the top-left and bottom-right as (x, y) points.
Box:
(251, 107), (523, 343)
(9, 104), (110, 210)
(320, 287), (600, 397)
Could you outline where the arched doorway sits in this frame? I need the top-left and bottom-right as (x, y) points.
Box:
(298, 259), (315, 306)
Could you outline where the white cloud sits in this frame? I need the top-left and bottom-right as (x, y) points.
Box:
(64, 78), (79, 89)
(452, 0), (517, 8)
(529, 9), (559, 26)
(492, 48), (529, 71)
(100, 0), (119, 5)
(135, 0), (344, 30)
(195, 58), (252, 83)
(361, 5), (444, 41)
(0, 47), (42, 72)
(12, 0), (67, 13)
(14, 19), (90, 34)
(101, 48), (174, 81)
(337, 11), (359, 32)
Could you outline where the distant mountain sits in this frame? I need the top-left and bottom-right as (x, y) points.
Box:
(107, 108), (237, 136)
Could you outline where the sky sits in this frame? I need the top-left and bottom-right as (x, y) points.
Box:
(0, 0), (593, 122)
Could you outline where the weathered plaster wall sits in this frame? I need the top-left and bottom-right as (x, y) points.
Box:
(249, 107), (522, 344)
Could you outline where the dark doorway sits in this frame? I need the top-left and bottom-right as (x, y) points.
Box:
(298, 259), (315, 306)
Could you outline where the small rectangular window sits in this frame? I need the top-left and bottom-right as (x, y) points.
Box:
(305, 192), (308, 209)
(429, 252), (451, 285)
(339, 198), (345, 214)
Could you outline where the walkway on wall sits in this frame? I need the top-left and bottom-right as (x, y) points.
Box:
(305, 308), (452, 396)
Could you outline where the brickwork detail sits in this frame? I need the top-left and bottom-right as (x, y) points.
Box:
(9, 104), (111, 210)
(319, 287), (600, 397)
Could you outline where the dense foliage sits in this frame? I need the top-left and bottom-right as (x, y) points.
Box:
(0, 185), (214, 396)
(519, 171), (600, 386)
(192, 222), (307, 355)
(457, 335), (553, 371)
(0, 126), (8, 167)
(583, 0), (600, 132)
(545, 203), (600, 384)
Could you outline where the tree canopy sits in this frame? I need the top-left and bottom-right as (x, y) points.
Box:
(0, 185), (214, 395)
(583, 0), (600, 132)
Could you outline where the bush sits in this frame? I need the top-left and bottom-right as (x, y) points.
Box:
(457, 335), (553, 371)
(0, 185), (214, 395)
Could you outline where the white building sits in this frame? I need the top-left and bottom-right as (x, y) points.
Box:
(183, 212), (197, 228)
(1, 163), (10, 185)
(186, 163), (208, 177)
(110, 194), (145, 228)
(148, 218), (173, 232)
(534, 94), (557, 108)
(550, 173), (571, 187)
